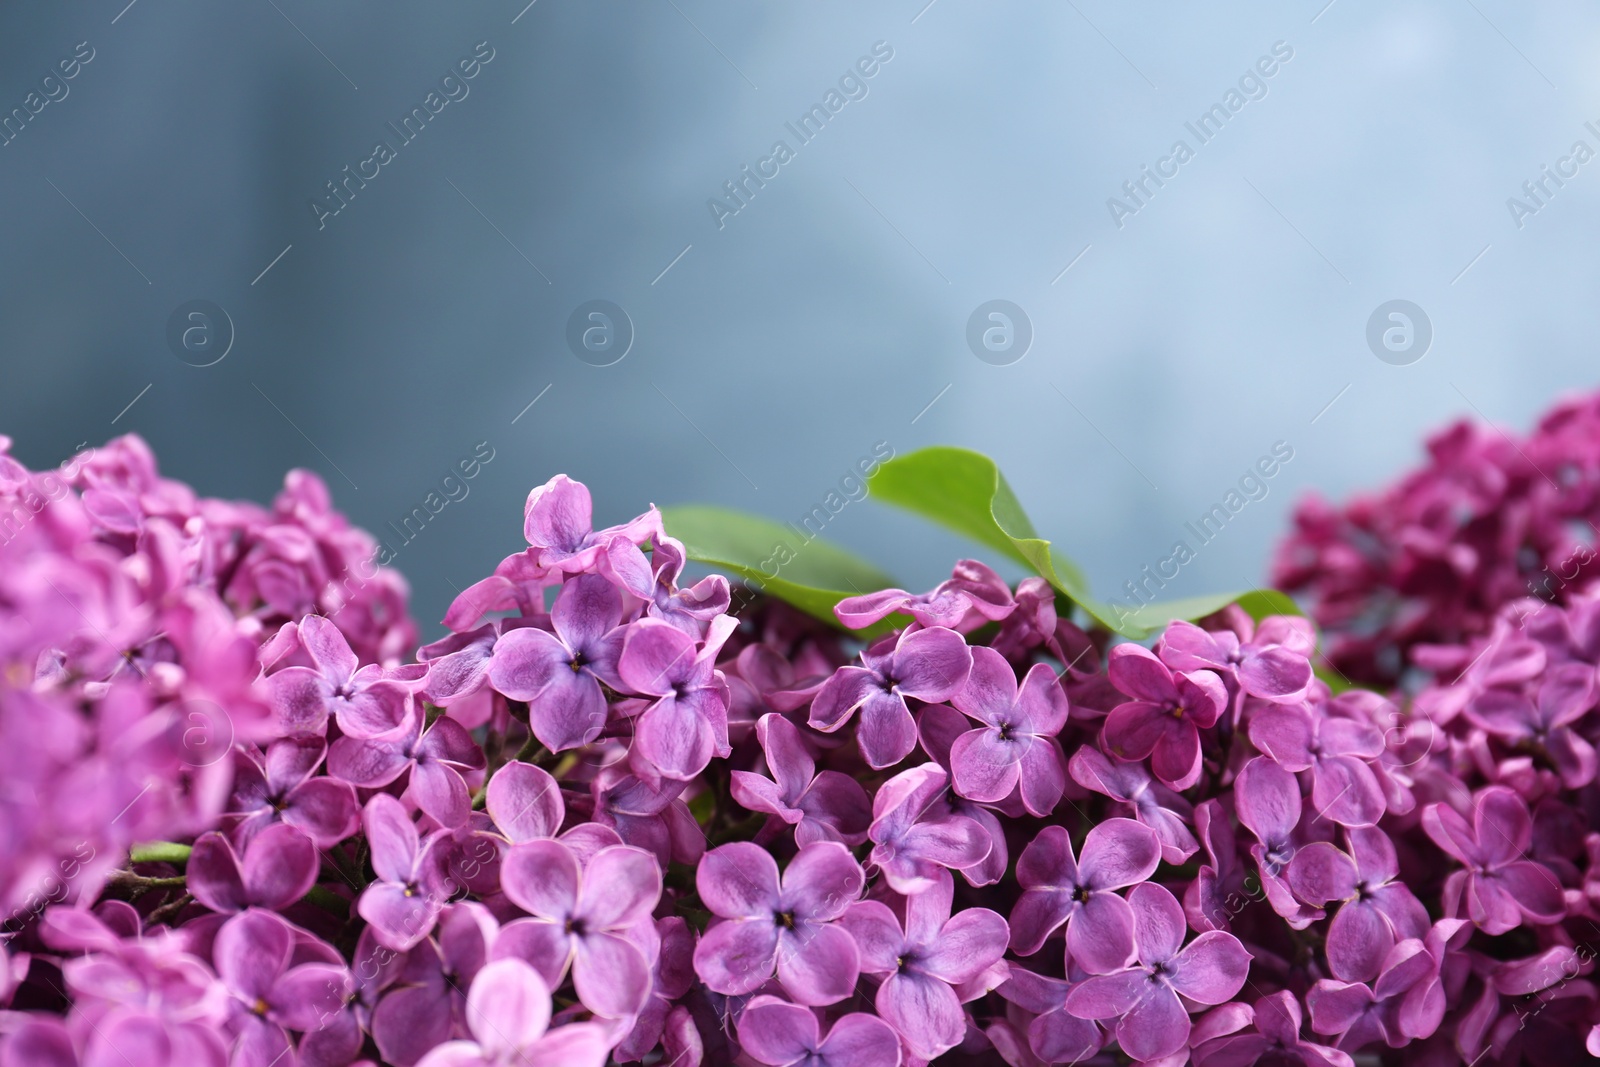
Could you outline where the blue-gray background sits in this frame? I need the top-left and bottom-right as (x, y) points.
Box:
(1, 0), (1593, 639)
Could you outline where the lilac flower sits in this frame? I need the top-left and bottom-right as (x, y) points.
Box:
(843, 871), (1009, 1061)
(440, 551), (557, 632)
(948, 647), (1069, 815)
(1008, 820), (1161, 974)
(1420, 785), (1565, 934)
(227, 738), (359, 849)
(1192, 991), (1354, 1067)
(307, 926), (406, 1067)
(357, 793), (457, 951)
(916, 704), (1010, 887)
(867, 763), (992, 895)
(808, 625), (973, 769)
(487, 574), (628, 753)
(497, 839), (661, 1018)
(213, 909), (352, 1067)
(692, 840), (863, 1006)
(833, 559), (1014, 631)
(328, 707), (485, 829)
(522, 474), (661, 573)
(730, 712), (872, 846)
(589, 765), (705, 867)
(413, 958), (611, 1067)
(1184, 799), (1245, 932)
(1065, 882), (1251, 1061)
(735, 995), (903, 1067)
(1235, 756), (1321, 928)
(484, 759), (565, 846)
(266, 613), (413, 738)
(1160, 616), (1315, 704)
(616, 615), (736, 779)
(995, 965), (1103, 1067)
(1103, 643), (1228, 790)
(614, 916), (697, 1063)
(371, 902), (497, 1066)
(1249, 703), (1387, 828)
(1285, 827), (1428, 983)
(1069, 746), (1198, 864)
(599, 533), (730, 636)
(187, 824), (318, 914)
(1466, 660), (1598, 787)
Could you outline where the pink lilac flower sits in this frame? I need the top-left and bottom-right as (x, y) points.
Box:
(1102, 643), (1228, 790)
(867, 763), (992, 895)
(843, 871), (1009, 1061)
(735, 995), (902, 1067)
(1008, 820), (1162, 974)
(267, 614), (412, 738)
(522, 473), (661, 574)
(995, 965), (1103, 1066)
(587, 764), (703, 867)
(1064, 882), (1251, 1061)
(486, 575), (629, 753)
(327, 707), (485, 828)
(1235, 756), (1321, 928)
(370, 902), (497, 1066)
(614, 917), (697, 1064)
(357, 793), (456, 951)
(413, 958), (611, 1067)
(484, 759), (564, 843)
(1465, 660), (1598, 788)
(808, 625), (973, 769)
(186, 824), (318, 914)
(948, 647), (1070, 816)
(226, 738), (359, 849)
(692, 840), (863, 1006)
(729, 712), (872, 846)
(1286, 827), (1428, 983)
(915, 704), (1011, 888)
(1160, 616), (1315, 704)
(616, 615), (736, 780)
(1420, 785), (1565, 934)
(496, 839), (661, 1018)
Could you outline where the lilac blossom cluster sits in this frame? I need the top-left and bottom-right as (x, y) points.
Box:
(5, 447), (1600, 1067)
(1274, 390), (1600, 685)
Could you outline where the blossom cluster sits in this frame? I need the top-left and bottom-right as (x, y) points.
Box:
(1273, 390), (1600, 685)
(4, 437), (1600, 1066)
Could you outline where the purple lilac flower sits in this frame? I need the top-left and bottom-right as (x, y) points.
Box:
(1102, 643), (1228, 790)
(832, 559), (1014, 632)
(843, 871), (1009, 1061)
(484, 759), (564, 842)
(1465, 660), (1598, 787)
(1160, 616), (1315, 704)
(1420, 785), (1565, 934)
(867, 763), (992, 895)
(1008, 820), (1161, 974)
(948, 647), (1069, 816)
(328, 706), (485, 828)
(187, 824), (318, 914)
(729, 712), (872, 846)
(1235, 756), (1321, 928)
(1069, 746), (1198, 864)
(735, 995), (903, 1067)
(413, 958), (612, 1067)
(371, 902), (497, 1066)
(808, 625), (973, 769)
(496, 839), (661, 1018)
(522, 473), (661, 574)
(598, 534), (730, 636)
(226, 738), (359, 849)
(1249, 703), (1387, 828)
(266, 614), (413, 738)
(616, 615), (736, 780)
(1064, 882), (1252, 1061)
(213, 909), (351, 1067)
(614, 916), (697, 1064)
(995, 965), (1103, 1067)
(692, 840), (863, 1006)
(916, 704), (1010, 887)
(357, 793), (457, 951)
(1285, 827), (1428, 983)
(486, 574), (629, 753)
(1193, 991), (1354, 1067)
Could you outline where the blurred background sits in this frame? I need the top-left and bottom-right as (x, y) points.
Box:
(1, 0), (1594, 640)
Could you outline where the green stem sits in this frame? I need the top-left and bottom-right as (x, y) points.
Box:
(130, 842), (192, 866)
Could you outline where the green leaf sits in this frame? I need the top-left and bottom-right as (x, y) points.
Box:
(868, 447), (1301, 639)
(661, 505), (904, 632)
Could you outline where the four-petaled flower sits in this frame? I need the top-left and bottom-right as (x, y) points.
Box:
(735, 995), (903, 1067)
(809, 626), (973, 769)
(730, 712), (873, 846)
(414, 958), (612, 1067)
(948, 647), (1070, 816)
(267, 614), (412, 738)
(1420, 785), (1565, 935)
(1102, 643), (1227, 790)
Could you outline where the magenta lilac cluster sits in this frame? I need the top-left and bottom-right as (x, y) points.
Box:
(1273, 389), (1600, 685)
(5, 444), (1600, 1067)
